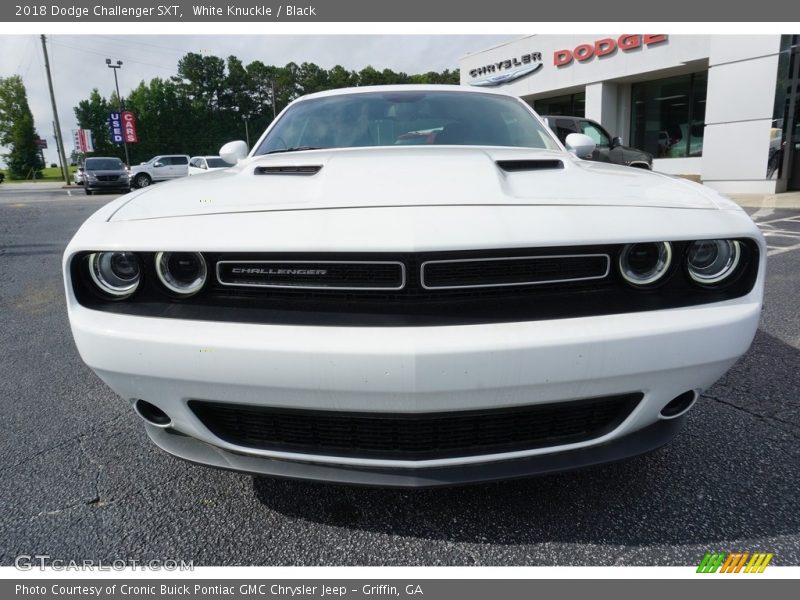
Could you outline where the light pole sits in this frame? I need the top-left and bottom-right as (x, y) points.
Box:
(106, 58), (130, 167)
(243, 116), (250, 148)
(271, 79), (277, 119)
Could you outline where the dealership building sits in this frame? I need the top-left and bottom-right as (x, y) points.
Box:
(460, 35), (800, 194)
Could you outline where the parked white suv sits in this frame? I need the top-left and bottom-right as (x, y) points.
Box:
(130, 154), (190, 188)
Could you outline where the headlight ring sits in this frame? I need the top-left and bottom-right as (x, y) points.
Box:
(618, 241), (673, 287)
(686, 239), (742, 285)
(155, 251), (207, 296)
(87, 251), (141, 298)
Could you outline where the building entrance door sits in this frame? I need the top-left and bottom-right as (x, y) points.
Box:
(788, 100), (800, 190)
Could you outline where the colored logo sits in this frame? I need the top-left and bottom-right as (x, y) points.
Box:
(697, 552), (773, 573)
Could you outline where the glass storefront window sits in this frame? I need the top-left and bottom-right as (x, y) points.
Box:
(770, 35), (799, 184)
(533, 92), (585, 118)
(630, 72), (707, 159)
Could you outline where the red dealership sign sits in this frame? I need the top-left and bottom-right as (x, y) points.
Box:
(554, 35), (668, 67)
(121, 111), (138, 143)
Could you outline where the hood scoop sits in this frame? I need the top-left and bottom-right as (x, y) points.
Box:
(254, 165), (322, 176)
(496, 159), (564, 172)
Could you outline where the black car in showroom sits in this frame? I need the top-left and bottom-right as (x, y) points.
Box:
(542, 115), (653, 169)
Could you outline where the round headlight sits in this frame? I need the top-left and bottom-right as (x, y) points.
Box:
(619, 242), (673, 287)
(155, 252), (207, 296)
(88, 251), (141, 298)
(686, 239), (741, 285)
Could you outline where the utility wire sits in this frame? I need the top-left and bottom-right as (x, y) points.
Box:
(47, 40), (178, 73)
(89, 34), (188, 54)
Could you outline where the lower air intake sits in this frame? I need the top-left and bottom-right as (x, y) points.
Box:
(189, 393), (641, 461)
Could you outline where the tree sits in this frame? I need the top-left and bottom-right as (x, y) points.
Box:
(72, 52), (465, 160)
(74, 88), (123, 159)
(0, 75), (43, 179)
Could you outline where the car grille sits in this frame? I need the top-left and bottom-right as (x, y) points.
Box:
(217, 260), (405, 290)
(70, 241), (760, 326)
(421, 254), (609, 289)
(96, 175), (119, 182)
(188, 393), (641, 460)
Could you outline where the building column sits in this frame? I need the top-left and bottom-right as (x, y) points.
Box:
(585, 81), (621, 139)
(702, 36), (782, 194)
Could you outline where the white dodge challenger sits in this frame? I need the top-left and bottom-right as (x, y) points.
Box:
(63, 85), (765, 487)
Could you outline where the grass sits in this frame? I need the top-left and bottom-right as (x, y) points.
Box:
(1, 166), (79, 183)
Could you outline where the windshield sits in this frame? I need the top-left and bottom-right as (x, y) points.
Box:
(206, 157), (231, 168)
(254, 91), (559, 154)
(85, 158), (125, 171)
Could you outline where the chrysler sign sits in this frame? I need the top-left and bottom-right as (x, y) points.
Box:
(468, 52), (543, 87)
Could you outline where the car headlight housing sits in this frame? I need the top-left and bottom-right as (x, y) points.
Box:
(618, 242), (673, 287)
(155, 252), (207, 296)
(87, 251), (141, 298)
(686, 239), (742, 285)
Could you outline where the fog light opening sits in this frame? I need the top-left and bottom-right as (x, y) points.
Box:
(134, 399), (172, 428)
(660, 391), (698, 419)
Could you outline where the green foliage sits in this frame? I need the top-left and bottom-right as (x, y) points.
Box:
(0, 75), (43, 179)
(74, 88), (123, 160)
(73, 54), (461, 162)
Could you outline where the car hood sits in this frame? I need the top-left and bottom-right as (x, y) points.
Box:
(109, 146), (725, 222)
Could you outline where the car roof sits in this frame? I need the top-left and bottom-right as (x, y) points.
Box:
(297, 84), (520, 102)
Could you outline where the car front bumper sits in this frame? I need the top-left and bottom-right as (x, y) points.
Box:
(86, 181), (130, 191)
(67, 295), (761, 485)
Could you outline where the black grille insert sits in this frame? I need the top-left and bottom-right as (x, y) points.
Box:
(217, 260), (405, 290)
(188, 393), (642, 460)
(421, 254), (609, 289)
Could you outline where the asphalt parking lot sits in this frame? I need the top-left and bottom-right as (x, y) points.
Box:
(1, 184), (799, 566)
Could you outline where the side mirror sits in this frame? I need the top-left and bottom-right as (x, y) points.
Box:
(611, 136), (623, 149)
(153, 161), (164, 168)
(220, 140), (249, 165)
(565, 133), (596, 159)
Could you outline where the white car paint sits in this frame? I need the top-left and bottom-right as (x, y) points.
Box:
(63, 85), (766, 486)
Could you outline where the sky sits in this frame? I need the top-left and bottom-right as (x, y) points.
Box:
(0, 34), (516, 166)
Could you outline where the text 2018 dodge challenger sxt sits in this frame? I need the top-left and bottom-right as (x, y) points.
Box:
(63, 86), (766, 487)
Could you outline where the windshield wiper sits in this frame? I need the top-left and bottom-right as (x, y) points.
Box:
(265, 146), (326, 155)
